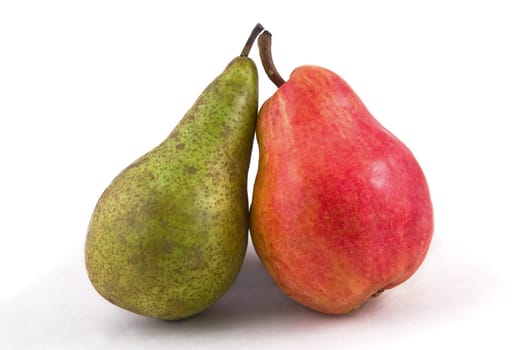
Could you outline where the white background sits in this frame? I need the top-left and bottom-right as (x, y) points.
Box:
(1, 1), (524, 349)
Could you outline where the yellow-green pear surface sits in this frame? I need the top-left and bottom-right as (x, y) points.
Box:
(85, 25), (262, 320)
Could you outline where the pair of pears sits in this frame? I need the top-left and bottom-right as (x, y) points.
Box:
(85, 25), (433, 320)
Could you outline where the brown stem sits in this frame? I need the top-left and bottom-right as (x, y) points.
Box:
(258, 30), (286, 87)
(240, 23), (265, 57)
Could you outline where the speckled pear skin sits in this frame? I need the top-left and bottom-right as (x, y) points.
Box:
(85, 57), (258, 320)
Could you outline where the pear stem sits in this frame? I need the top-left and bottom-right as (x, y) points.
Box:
(240, 23), (265, 57)
(258, 30), (286, 87)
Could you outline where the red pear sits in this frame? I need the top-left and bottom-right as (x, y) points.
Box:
(250, 31), (433, 314)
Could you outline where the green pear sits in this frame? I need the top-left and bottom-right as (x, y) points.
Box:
(85, 24), (263, 320)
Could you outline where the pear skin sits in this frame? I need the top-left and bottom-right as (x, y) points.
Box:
(250, 32), (433, 315)
(252, 65), (433, 315)
(85, 26), (261, 320)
